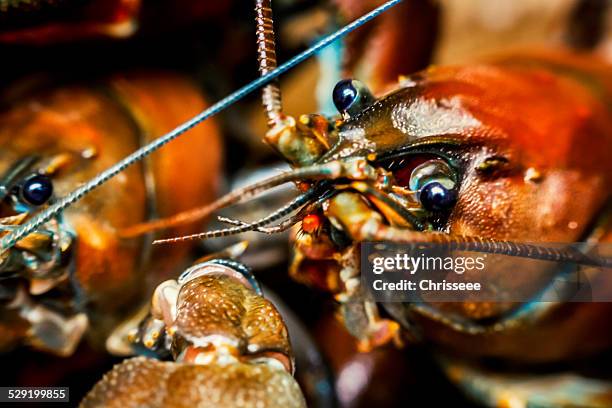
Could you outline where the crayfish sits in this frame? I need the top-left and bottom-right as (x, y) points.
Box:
(117, 0), (612, 405)
(0, 73), (222, 355)
(3, 0), (611, 406)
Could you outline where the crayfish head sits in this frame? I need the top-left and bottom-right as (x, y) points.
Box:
(0, 155), (75, 290)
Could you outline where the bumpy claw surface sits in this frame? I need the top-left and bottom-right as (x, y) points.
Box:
(83, 261), (306, 407)
(81, 356), (305, 408)
(175, 273), (292, 360)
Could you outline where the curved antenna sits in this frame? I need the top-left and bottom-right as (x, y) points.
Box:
(0, 0), (404, 252)
(255, 0), (284, 127)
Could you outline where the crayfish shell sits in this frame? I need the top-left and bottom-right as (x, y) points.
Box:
(80, 356), (306, 408)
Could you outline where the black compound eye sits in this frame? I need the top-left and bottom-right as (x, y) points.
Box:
(333, 79), (358, 112)
(418, 181), (457, 212)
(332, 79), (374, 117)
(21, 174), (53, 206)
(400, 158), (459, 212)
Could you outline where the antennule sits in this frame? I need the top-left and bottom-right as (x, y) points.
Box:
(255, 0), (284, 127)
(153, 188), (320, 244)
(120, 162), (343, 237)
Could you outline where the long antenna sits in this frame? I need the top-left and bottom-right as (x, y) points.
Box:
(255, 0), (283, 127)
(1, 0), (404, 251)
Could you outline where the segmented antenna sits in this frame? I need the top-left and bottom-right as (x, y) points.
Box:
(120, 161), (342, 237)
(255, 0), (284, 127)
(0, 0), (404, 251)
(153, 187), (320, 244)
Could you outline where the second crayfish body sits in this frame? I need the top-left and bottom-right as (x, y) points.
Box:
(0, 72), (222, 355)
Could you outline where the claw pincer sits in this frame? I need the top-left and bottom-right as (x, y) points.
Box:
(82, 260), (306, 408)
